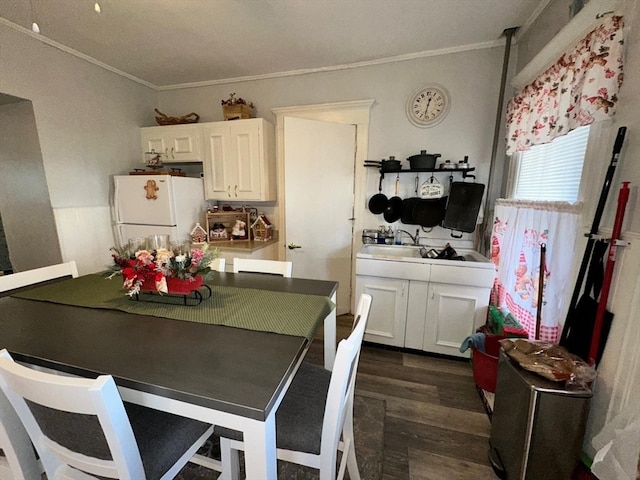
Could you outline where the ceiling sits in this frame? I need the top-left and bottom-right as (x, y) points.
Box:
(0, 0), (544, 89)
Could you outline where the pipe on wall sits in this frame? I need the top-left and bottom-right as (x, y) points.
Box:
(477, 27), (518, 256)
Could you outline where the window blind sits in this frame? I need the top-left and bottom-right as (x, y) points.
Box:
(512, 125), (590, 203)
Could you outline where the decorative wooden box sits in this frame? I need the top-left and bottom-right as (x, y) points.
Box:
(222, 104), (254, 120)
(206, 212), (251, 242)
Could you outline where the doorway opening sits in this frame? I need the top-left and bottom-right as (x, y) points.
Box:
(0, 93), (62, 273)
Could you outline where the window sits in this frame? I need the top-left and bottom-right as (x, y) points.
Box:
(508, 125), (591, 202)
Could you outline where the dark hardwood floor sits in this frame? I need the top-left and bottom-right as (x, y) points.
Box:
(305, 314), (500, 480)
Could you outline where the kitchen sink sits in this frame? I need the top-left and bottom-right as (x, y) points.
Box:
(357, 244), (491, 263)
(357, 245), (423, 259)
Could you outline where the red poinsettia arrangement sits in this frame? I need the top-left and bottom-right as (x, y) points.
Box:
(110, 244), (219, 296)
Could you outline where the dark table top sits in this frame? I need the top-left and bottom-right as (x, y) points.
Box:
(0, 272), (338, 421)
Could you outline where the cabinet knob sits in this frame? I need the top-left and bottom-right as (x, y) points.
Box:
(227, 186), (231, 198)
(234, 185), (238, 197)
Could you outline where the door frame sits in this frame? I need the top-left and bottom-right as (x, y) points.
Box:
(272, 99), (374, 313)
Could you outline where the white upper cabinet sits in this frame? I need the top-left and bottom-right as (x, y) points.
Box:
(201, 118), (276, 201)
(141, 124), (202, 163)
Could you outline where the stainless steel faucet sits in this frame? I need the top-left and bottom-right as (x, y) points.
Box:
(397, 228), (420, 246)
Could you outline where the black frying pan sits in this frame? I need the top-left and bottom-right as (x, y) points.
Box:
(401, 175), (421, 224)
(401, 197), (421, 224)
(413, 196), (447, 228)
(368, 176), (388, 214)
(383, 175), (403, 223)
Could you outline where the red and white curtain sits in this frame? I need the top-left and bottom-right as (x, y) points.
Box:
(490, 200), (582, 342)
(506, 15), (624, 155)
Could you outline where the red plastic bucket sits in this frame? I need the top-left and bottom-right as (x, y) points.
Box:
(472, 335), (504, 393)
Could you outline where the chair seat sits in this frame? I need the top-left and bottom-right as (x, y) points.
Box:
(26, 399), (212, 480)
(215, 362), (330, 455)
(126, 402), (213, 480)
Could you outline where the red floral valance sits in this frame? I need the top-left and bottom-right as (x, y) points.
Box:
(506, 15), (624, 155)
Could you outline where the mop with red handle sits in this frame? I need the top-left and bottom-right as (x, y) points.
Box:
(589, 182), (630, 367)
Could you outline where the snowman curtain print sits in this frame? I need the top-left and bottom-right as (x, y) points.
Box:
(490, 199), (581, 342)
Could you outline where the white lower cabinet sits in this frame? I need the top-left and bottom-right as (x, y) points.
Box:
(355, 257), (492, 357)
(356, 276), (409, 347)
(421, 283), (489, 357)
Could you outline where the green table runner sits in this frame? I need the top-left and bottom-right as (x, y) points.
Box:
(12, 275), (334, 340)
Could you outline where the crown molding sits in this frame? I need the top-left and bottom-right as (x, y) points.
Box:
(158, 40), (505, 91)
(0, 17), (155, 89)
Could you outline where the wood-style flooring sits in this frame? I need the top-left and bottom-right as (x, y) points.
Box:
(305, 314), (501, 480)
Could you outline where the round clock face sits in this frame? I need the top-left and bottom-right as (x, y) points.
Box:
(406, 85), (450, 127)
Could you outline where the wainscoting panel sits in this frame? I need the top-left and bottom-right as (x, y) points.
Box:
(54, 206), (116, 275)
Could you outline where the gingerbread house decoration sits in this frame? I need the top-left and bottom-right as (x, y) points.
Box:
(251, 213), (272, 241)
(190, 223), (208, 244)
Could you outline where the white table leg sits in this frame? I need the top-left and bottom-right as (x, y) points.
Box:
(323, 291), (337, 370)
(242, 414), (277, 479)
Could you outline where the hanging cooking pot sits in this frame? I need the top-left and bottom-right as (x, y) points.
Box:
(412, 196), (447, 228)
(406, 150), (441, 170)
(383, 175), (403, 223)
(381, 156), (402, 172)
(368, 175), (388, 214)
(442, 182), (485, 237)
(401, 175), (421, 224)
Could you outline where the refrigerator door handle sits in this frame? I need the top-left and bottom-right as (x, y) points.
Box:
(114, 180), (123, 223)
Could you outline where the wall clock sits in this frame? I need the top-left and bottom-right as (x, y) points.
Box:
(406, 84), (451, 128)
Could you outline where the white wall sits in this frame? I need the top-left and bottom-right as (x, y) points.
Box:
(158, 45), (507, 248)
(0, 23), (157, 274)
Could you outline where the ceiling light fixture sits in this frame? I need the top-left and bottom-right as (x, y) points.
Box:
(29, 0), (40, 33)
(94, 2), (102, 13)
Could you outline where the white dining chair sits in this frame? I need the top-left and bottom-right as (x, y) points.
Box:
(0, 349), (215, 480)
(209, 257), (226, 272)
(232, 258), (292, 277)
(218, 293), (373, 480)
(0, 261), (79, 293)
(0, 388), (43, 480)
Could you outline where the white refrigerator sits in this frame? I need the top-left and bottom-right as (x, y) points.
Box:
(113, 175), (205, 247)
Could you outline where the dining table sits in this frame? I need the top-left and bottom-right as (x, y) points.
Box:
(0, 271), (338, 479)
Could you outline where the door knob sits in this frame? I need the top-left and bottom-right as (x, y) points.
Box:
(288, 243), (302, 250)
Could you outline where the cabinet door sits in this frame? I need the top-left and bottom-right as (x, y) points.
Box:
(423, 283), (490, 358)
(202, 124), (234, 199)
(202, 119), (275, 201)
(141, 125), (201, 163)
(356, 276), (408, 347)
(229, 121), (263, 201)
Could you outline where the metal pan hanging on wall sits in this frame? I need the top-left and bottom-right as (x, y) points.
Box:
(383, 175), (403, 223)
(368, 175), (388, 214)
(412, 196), (447, 228)
(442, 182), (485, 236)
(401, 175), (421, 224)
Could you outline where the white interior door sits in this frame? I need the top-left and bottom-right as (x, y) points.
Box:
(284, 117), (356, 315)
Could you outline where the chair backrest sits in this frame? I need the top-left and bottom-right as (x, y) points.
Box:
(232, 258), (292, 277)
(0, 349), (146, 479)
(209, 257), (226, 272)
(0, 388), (42, 480)
(0, 261), (79, 293)
(320, 294), (372, 466)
